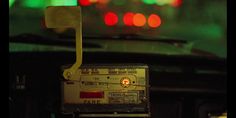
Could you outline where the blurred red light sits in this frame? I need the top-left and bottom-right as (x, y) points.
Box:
(133, 13), (146, 27)
(78, 0), (91, 6)
(104, 12), (118, 26)
(123, 12), (134, 26)
(171, 0), (182, 7)
(148, 14), (161, 28)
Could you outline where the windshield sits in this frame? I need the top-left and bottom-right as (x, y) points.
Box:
(9, 0), (227, 58)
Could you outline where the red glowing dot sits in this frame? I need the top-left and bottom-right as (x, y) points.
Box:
(123, 12), (134, 26)
(78, 0), (91, 6)
(133, 13), (146, 27)
(148, 14), (161, 28)
(122, 79), (130, 85)
(104, 12), (118, 26)
(171, 0), (182, 7)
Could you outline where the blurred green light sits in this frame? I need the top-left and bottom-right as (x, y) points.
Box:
(156, 0), (173, 6)
(9, 0), (15, 7)
(23, 0), (46, 8)
(143, 0), (156, 4)
(50, 0), (77, 6)
(23, 0), (77, 8)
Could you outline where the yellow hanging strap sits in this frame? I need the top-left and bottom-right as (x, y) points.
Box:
(45, 6), (82, 80)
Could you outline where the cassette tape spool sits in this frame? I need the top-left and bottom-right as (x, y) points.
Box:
(45, 6), (150, 117)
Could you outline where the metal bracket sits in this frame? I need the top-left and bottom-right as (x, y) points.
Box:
(45, 6), (82, 80)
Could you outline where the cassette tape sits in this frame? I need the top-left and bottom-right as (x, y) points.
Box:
(61, 64), (150, 117)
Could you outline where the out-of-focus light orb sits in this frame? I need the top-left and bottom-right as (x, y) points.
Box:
(156, 0), (173, 6)
(51, 0), (77, 6)
(148, 14), (162, 28)
(23, 0), (46, 8)
(123, 12), (135, 26)
(133, 13), (146, 27)
(104, 12), (118, 26)
(143, 0), (156, 4)
(78, 0), (91, 6)
(171, 0), (182, 7)
(9, 0), (15, 7)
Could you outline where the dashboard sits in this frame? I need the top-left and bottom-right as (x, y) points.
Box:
(9, 40), (226, 118)
(9, 0), (227, 117)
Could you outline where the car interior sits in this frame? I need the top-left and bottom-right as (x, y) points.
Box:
(9, 0), (227, 118)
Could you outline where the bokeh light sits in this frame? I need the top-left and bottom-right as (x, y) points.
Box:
(78, 0), (91, 6)
(143, 0), (156, 4)
(148, 14), (162, 28)
(104, 12), (118, 26)
(171, 0), (182, 7)
(123, 12), (135, 26)
(133, 13), (146, 27)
